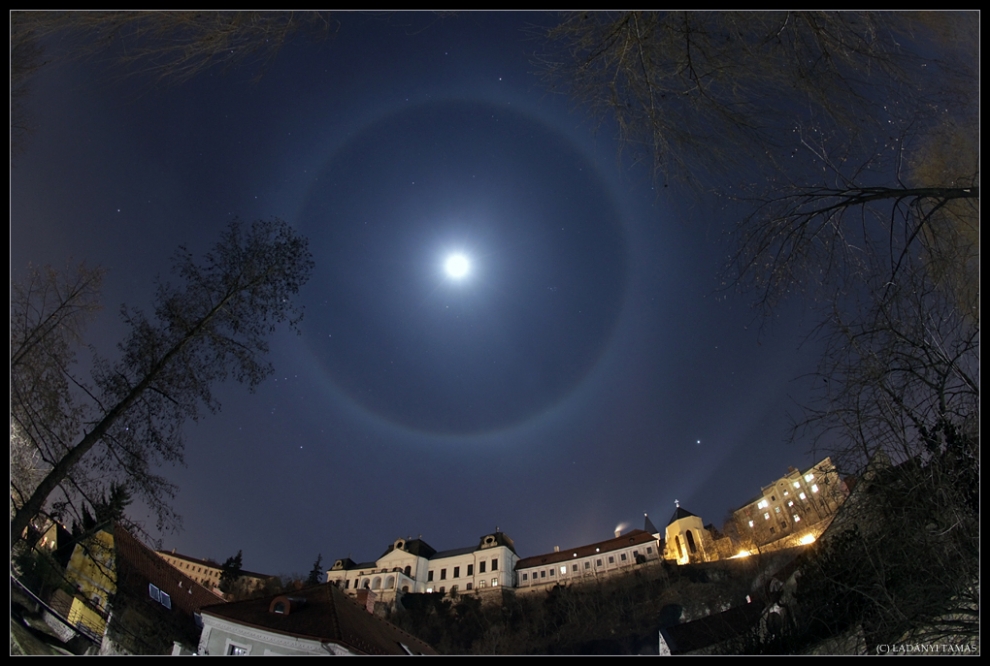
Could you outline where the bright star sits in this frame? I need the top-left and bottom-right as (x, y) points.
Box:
(445, 253), (470, 279)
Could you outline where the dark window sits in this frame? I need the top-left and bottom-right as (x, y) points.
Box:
(572, 564), (578, 572)
(540, 570), (546, 578)
(160, 592), (172, 609)
(467, 564), (474, 576)
(584, 562), (590, 569)
(440, 569), (447, 580)
(647, 547), (653, 554)
(479, 561), (486, 574)
(453, 566), (460, 578)
(273, 601), (286, 614)
(491, 558), (498, 571)
(620, 553), (627, 561)
(549, 568), (554, 577)
(427, 571), (434, 582)
(686, 530), (697, 554)
(522, 573), (528, 581)
(608, 556), (615, 564)
(596, 559), (602, 566)
(404, 565), (411, 576)
(466, 583), (473, 590)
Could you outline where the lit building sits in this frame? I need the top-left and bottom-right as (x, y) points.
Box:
(326, 531), (518, 603)
(665, 504), (711, 565)
(730, 457), (848, 548)
(514, 524), (661, 591)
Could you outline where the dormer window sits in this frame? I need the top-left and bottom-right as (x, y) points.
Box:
(273, 601), (286, 614)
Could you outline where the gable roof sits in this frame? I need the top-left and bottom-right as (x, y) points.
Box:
(200, 583), (437, 655)
(667, 506), (698, 526)
(114, 526), (225, 616)
(515, 529), (656, 570)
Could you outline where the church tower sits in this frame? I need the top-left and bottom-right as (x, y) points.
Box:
(664, 501), (708, 565)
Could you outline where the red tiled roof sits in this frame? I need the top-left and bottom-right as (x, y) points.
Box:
(114, 526), (225, 616)
(200, 583), (437, 655)
(515, 529), (657, 570)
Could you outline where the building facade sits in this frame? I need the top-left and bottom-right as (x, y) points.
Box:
(514, 527), (661, 592)
(198, 584), (436, 655)
(326, 532), (519, 603)
(730, 457), (848, 548)
(157, 550), (274, 596)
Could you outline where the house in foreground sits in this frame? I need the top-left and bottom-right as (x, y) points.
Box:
(60, 522), (223, 654)
(198, 583), (437, 655)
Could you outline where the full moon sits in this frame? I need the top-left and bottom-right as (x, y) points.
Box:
(444, 253), (470, 279)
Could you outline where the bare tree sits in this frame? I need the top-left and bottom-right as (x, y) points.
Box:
(10, 11), (336, 86)
(535, 12), (964, 189)
(10, 219), (314, 547)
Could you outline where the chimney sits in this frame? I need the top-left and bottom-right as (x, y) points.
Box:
(614, 528), (621, 538)
(553, 546), (559, 553)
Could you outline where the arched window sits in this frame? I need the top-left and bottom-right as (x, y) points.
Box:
(372, 577), (382, 590)
(404, 565), (411, 576)
(385, 575), (395, 589)
(686, 530), (697, 554)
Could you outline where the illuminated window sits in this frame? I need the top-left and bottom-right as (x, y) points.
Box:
(560, 566), (567, 575)
(788, 501), (794, 507)
(479, 580), (486, 588)
(793, 515), (801, 522)
(757, 500), (769, 509)
(805, 474), (814, 482)
(748, 520), (754, 528)
(783, 490), (789, 497)
(426, 587), (433, 593)
(793, 481), (801, 488)
(228, 644), (249, 656)
(775, 507), (781, 513)
(764, 513), (770, 520)
(811, 484), (819, 493)
(799, 492), (807, 500)
(492, 578), (498, 587)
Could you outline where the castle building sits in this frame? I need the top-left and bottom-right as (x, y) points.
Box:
(730, 457), (848, 548)
(326, 532), (519, 603)
(514, 525), (661, 592)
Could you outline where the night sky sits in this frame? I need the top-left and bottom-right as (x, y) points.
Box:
(12, 13), (829, 577)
